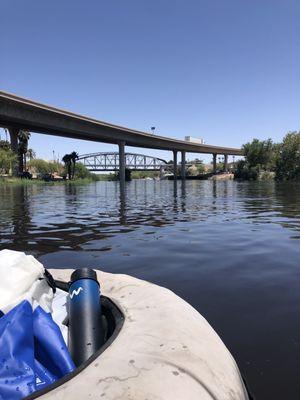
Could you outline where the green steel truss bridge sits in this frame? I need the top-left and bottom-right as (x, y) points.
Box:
(78, 152), (168, 171)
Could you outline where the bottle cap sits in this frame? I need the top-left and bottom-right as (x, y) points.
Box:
(70, 268), (98, 284)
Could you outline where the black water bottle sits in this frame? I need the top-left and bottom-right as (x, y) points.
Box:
(68, 268), (104, 367)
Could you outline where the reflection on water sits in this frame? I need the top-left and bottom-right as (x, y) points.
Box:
(0, 180), (300, 399)
(2, 180), (299, 254)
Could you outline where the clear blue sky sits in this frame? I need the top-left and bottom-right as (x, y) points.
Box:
(1, 0), (300, 163)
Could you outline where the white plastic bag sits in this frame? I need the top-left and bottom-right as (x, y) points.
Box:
(0, 249), (53, 314)
(52, 288), (68, 344)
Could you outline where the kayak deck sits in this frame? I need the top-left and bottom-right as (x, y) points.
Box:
(30, 269), (249, 400)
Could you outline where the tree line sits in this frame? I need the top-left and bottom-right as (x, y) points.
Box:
(1, 130), (300, 181)
(0, 132), (97, 180)
(235, 131), (300, 180)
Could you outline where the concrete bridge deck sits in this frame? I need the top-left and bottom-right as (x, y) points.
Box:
(0, 91), (242, 155)
(0, 90), (243, 184)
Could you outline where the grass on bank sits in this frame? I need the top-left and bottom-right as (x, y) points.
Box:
(0, 175), (113, 186)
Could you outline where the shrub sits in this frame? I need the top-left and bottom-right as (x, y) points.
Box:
(0, 148), (17, 174)
(276, 132), (300, 180)
(234, 160), (259, 180)
(28, 159), (60, 175)
(243, 138), (277, 170)
(73, 163), (100, 181)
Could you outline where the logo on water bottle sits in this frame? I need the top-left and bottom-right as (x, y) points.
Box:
(70, 287), (83, 299)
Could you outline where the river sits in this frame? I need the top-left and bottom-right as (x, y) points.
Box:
(0, 180), (300, 399)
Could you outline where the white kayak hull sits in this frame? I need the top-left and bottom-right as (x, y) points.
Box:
(32, 269), (249, 400)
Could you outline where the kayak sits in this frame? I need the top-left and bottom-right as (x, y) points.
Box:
(25, 268), (250, 400)
(0, 250), (250, 400)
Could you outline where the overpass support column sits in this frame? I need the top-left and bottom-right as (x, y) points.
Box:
(159, 165), (164, 180)
(8, 127), (19, 176)
(118, 141), (126, 190)
(224, 154), (228, 172)
(8, 127), (19, 154)
(173, 150), (178, 180)
(212, 154), (217, 174)
(181, 151), (186, 180)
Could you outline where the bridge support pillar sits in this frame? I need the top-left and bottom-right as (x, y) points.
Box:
(8, 127), (19, 176)
(159, 165), (164, 180)
(8, 127), (19, 154)
(118, 141), (126, 190)
(181, 151), (186, 180)
(173, 150), (177, 180)
(224, 154), (228, 172)
(212, 154), (217, 174)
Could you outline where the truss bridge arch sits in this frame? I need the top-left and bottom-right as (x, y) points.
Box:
(78, 152), (168, 171)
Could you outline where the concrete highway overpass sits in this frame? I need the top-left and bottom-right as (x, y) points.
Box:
(0, 90), (243, 183)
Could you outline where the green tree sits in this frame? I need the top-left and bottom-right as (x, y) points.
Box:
(235, 138), (278, 180)
(27, 159), (52, 175)
(131, 170), (158, 179)
(73, 162), (92, 179)
(27, 159), (65, 177)
(186, 161), (205, 176)
(26, 148), (36, 161)
(48, 161), (64, 175)
(0, 148), (17, 174)
(196, 163), (205, 174)
(276, 132), (300, 180)
(0, 140), (11, 151)
(243, 138), (277, 170)
(235, 160), (259, 180)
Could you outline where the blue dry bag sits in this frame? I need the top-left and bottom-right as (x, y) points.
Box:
(0, 300), (75, 400)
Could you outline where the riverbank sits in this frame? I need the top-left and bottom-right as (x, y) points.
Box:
(0, 177), (110, 186)
(208, 173), (234, 181)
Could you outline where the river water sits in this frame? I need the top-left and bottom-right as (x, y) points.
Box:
(0, 180), (300, 399)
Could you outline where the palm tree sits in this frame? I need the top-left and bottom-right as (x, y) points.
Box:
(62, 151), (79, 180)
(17, 130), (31, 173)
(62, 153), (72, 180)
(26, 148), (36, 161)
(70, 151), (79, 179)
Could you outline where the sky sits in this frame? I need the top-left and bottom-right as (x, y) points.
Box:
(1, 0), (300, 163)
